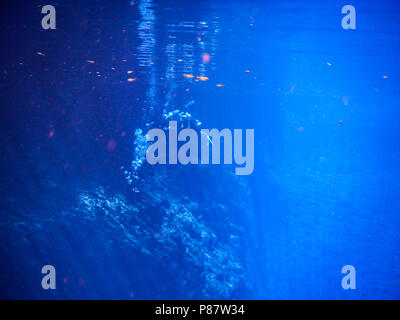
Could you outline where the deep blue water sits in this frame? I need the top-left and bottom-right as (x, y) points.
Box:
(1, 0), (400, 299)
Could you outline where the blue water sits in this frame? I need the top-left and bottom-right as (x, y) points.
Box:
(1, 0), (400, 299)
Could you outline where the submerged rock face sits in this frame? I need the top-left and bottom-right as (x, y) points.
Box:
(79, 151), (257, 298)
(0, 138), (257, 299)
(0, 86), (256, 299)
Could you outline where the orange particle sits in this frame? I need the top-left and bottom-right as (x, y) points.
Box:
(127, 78), (136, 82)
(216, 84), (225, 87)
(127, 70), (133, 74)
(244, 69), (250, 73)
(87, 60), (95, 64)
(177, 59), (183, 62)
(182, 74), (194, 78)
(36, 52), (45, 56)
(196, 76), (209, 81)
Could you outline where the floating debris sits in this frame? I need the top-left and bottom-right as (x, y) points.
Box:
(182, 74), (209, 81)
(244, 69), (250, 73)
(127, 70), (134, 74)
(127, 78), (137, 82)
(36, 52), (45, 56)
(202, 53), (210, 64)
(182, 74), (194, 79)
(216, 84), (225, 87)
(78, 277), (86, 287)
(327, 62), (332, 66)
(196, 76), (209, 81)
(106, 139), (117, 152)
(177, 59), (183, 62)
(87, 60), (95, 64)
(184, 100), (195, 108)
(383, 75), (389, 79)
(339, 120), (344, 124)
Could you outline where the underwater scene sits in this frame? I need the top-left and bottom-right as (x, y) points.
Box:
(0, 0), (400, 299)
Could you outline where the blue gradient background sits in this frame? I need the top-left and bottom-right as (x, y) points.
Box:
(0, 0), (399, 299)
